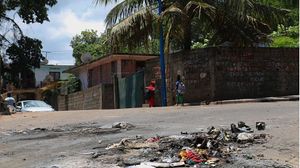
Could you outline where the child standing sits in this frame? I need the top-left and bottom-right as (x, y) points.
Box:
(175, 75), (185, 106)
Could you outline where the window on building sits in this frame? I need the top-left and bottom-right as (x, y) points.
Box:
(49, 72), (60, 81)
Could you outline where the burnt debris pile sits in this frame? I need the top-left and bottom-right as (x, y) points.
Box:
(101, 121), (272, 167)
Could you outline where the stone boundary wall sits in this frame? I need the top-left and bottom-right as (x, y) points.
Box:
(145, 47), (299, 105)
(57, 84), (114, 111)
(214, 48), (299, 100)
(57, 95), (67, 111)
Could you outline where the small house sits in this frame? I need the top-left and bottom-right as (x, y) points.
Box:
(33, 64), (73, 88)
(65, 54), (157, 91)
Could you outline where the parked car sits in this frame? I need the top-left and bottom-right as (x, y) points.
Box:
(16, 100), (55, 112)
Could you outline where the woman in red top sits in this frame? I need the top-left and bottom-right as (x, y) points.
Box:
(145, 81), (155, 107)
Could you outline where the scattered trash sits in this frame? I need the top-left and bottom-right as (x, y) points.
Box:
(231, 123), (240, 133)
(112, 122), (135, 129)
(231, 121), (253, 133)
(140, 161), (185, 167)
(102, 122), (270, 167)
(106, 138), (159, 150)
(127, 165), (155, 168)
(237, 133), (254, 143)
(207, 157), (219, 164)
(256, 122), (266, 130)
(184, 149), (206, 164)
(243, 154), (254, 160)
(31, 127), (48, 131)
(136, 135), (144, 139)
(257, 154), (264, 158)
(146, 136), (160, 143)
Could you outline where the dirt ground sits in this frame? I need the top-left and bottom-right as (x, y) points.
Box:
(0, 101), (298, 168)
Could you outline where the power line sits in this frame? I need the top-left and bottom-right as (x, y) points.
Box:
(41, 50), (73, 58)
(42, 50), (73, 54)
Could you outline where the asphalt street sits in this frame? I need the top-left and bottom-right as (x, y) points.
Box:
(0, 101), (298, 167)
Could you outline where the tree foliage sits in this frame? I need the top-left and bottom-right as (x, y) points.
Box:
(96, 0), (294, 51)
(71, 29), (159, 65)
(64, 74), (81, 94)
(70, 30), (110, 65)
(264, 0), (299, 47)
(0, 0), (57, 84)
(7, 36), (44, 70)
(1, 0), (57, 24)
(271, 25), (299, 47)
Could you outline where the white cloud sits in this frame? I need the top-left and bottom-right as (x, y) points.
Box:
(48, 59), (75, 65)
(47, 9), (105, 39)
(7, 0), (114, 65)
(82, 8), (95, 19)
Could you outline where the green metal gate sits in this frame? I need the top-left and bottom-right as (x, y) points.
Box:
(118, 71), (144, 108)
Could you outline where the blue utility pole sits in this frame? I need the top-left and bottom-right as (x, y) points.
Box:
(157, 0), (167, 106)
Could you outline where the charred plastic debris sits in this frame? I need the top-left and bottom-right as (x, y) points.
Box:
(98, 121), (271, 168)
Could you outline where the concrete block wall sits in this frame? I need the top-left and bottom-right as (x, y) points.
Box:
(180, 49), (214, 102)
(145, 47), (299, 105)
(83, 85), (102, 110)
(144, 59), (162, 106)
(57, 95), (67, 111)
(145, 48), (214, 105)
(57, 84), (114, 111)
(214, 48), (299, 100)
(68, 91), (84, 110)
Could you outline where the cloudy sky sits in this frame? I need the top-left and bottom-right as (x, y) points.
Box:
(17, 0), (115, 65)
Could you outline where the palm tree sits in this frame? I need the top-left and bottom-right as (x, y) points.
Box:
(95, 0), (290, 51)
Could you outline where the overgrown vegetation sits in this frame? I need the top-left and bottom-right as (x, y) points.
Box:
(64, 74), (81, 94)
(71, 29), (159, 65)
(267, 0), (299, 47)
(95, 0), (297, 52)
(271, 25), (299, 47)
(70, 30), (110, 65)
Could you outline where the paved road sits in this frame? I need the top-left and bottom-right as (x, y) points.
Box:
(0, 101), (298, 167)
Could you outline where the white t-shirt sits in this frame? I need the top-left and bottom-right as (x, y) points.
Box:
(5, 97), (15, 106)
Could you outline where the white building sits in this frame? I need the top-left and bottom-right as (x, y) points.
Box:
(33, 64), (73, 87)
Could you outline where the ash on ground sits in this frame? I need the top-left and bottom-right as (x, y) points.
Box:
(91, 122), (292, 168)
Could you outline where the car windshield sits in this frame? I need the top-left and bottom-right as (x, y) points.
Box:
(23, 101), (50, 108)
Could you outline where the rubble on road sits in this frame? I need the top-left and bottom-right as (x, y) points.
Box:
(105, 138), (159, 150)
(112, 122), (135, 129)
(100, 122), (135, 129)
(256, 122), (266, 130)
(101, 121), (274, 168)
(0, 122), (136, 137)
(237, 133), (254, 142)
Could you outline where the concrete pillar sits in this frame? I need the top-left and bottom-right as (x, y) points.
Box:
(117, 59), (122, 78)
